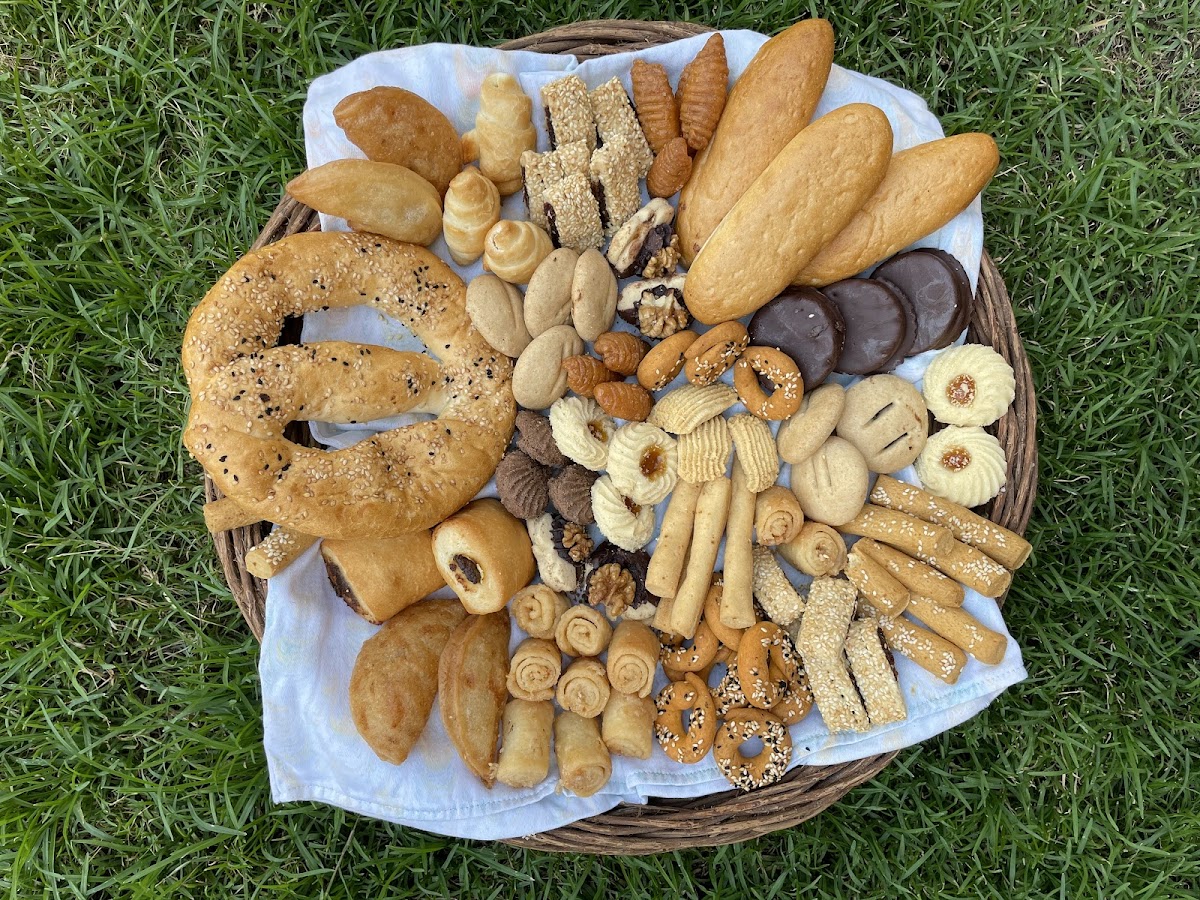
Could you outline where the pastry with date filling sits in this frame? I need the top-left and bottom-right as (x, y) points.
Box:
(432, 499), (536, 614)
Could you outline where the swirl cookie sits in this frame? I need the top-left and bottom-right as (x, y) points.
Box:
(592, 475), (656, 551)
(549, 396), (615, 471)
(606, 423), (678, 505)
(922, 344), (1016, 427)
(915, 425), (1007, 508)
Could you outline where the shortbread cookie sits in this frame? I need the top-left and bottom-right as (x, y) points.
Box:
(549, 396), (615, 472)
(606, 422), (678, 505)
(589, 78), (653, 174)
(922, 344), (1016, 427)
(647, 383), (738, 435)
(541, 75), (596, 151)
(726, 413), (779, 493)
(915, 425), (1007, 508)
(544, 173), (604, 251)
(776, 382), (845, 465)
(837, 374), (928, 473)
(789, 436), (869, 527)
(677, 414), (732, 484)
(521, 140), (591, 229)
(592, 474), (656, 551)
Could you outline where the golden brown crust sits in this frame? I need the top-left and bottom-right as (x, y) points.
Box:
(631, 59), (679, 153)
(321, 531), (444, 624)
(432, 499), (535, 614)
(647, 137), (693, 199)
(438, 609), (511, 787)
(349, 599), (467, 765)
(676, 34), (728, 153)
(182, 233), (515, 540)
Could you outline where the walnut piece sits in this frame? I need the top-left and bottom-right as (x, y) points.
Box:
(560, 522), (594, 563)
(587, 562), (636, 618)
(642, 233), (681, 279)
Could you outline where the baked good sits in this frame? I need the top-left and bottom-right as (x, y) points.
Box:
(845, 543), (909, 617)
(684, 321), (749, 386)
(286, 159), (443, 245)
(867, 609), (967, 684)
(645, 479), (702, 598)
(555, 604), (613, 657)
(482, 219), (554, 284)
(544, 172), (604, 251)
(571, 249), (619, 342)
(737, 621), (802, 709)
(321, 531), (443, 624)
(506, 637), (562, 702)
(647, 383), (737, 435)
(443, 166), (501, 265)
(549, 396), (614, 471)
(676, 19), (834, 264)
(607, 199), (679, 279)
(726, 413), (779, 493)
(669, 476), (733, 638)
(869, 474), (1032, 570)
(202, 496), (261, 533)
(438, 609), (511, 786)
(795, 578), (869, 733)
(594, 331), (649, 378)
(462, 73), (537, 196)
(661, 620), (720, 673)
(844, 620), (907, 726)
(548, 464), (598, 524)
(836, 505), (956, 560)
(721, 460), (758, 629)
(527, 512), (585, 593)
(432, 499), (536, 614)
(332, 86), (461, 197)
(922, 344), (1016, 427)
(631, 59), (679, 153)
(589, 77), (653, 173)
(561, 350), (619, 399)
(654, 673), (717, 763)
(581, 544), (655, 620)
(751, 545), (805, 626)
(646, 137), (692, 199)
(348, 599), (466, 765)
(511, 583), (570, 640)
(523, 247), (578, 338)
(873, 249), (974, 355)
(244, 527), (318, 580)
(837, 374), (929, 473)
(823, 278), (916, 374)
(601, 692), (655, 759)
(555, 711), (611, 797)
(515, 409), (567, 467)
(703, 578), (744, 649)
(512, 325), (584, 409)
(789, 436), (870, 526)
(905, 594), (1007, 665)
(776, 383), (845, 465)
(853, 535), (965, 608)
(521, 140), (590, 230)
(493, 449), (550, 520)
(684, 104), (893, 324)
(915, 425), (1007, 508)
(714, 708), (792, 790)
(606, 422), (678, 505)
(637, 328), (697, 391)
(733, 347), (804, 421)
(606, 620), (659, 698)
(677, 414), (732, 484)
(495, 699), (554, 788)
(594, 381), (654, 423)
(591, 475), (655, 551)
(541, 75), (596, 151)
(466, 273), (531, 358)
(754, 485), (804, 546)
(778, 521), (847, 576)
(793, 133), (1000, 286)
(676, 33), (728, 152)
(617, 275), (690, 339)
(182, 233), (514, 540)
(557, 657), (612, 719)
(588, 141), (644, 237)
(747, 289), (846, 391)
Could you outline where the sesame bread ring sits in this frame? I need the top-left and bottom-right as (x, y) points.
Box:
(660, 620), (720, 673)
(684, 321), (749, 385)
(654, 672), (718, 764)
(733, 346), (804, 421)
(182, 232), (515, 539)
(714, 707), (792, 790)
(737, 621), (802, 710)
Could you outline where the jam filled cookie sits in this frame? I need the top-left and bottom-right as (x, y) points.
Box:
(915, 425), (1007, 508)
(591, 474), (655, 551)
(549, 396), (615, 471)
(606, 422), (679, 505)
(922, 343), (1016, 427)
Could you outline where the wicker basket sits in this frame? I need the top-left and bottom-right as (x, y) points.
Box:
(204, 20), (1038, 855)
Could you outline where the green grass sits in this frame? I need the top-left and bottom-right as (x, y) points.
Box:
(1, 0), (1197, 896)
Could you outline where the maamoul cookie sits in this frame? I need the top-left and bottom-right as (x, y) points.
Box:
(606, 422), (678, 505)
(549, 396), (615, 471)
(922, 343), (1016, 427)
(915, 425), (1007, 508)
(592, 475), (655, 551)
(837, 374), (928, 473)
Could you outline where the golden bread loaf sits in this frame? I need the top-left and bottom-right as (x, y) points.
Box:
(683, 103), (894, 324)
(321, 531), (444, 624)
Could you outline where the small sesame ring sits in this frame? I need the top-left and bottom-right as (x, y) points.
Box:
(714, 708), (793, 790)
(736, 622), (802, 710)
(661, 620), (720, 673)
(654, 672), (718, 764)
(684, 321), (750, 386)
(733, 346), (804, 421)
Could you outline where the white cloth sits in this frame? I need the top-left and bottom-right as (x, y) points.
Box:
(260, 31), (1026, 841)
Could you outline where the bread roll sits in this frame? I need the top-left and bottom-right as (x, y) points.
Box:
(676, 19), (835, 264)
(682, 104), (893, 324)
(792, 133), (1000, 286)
(321, 531), (444, 624)
(443, 166), (501, 265)
(432, 499), (535, 614)
(463, 74), (537, 196)
(286, 159), (442, 246)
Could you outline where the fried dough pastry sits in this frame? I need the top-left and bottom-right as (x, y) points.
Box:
(438, 609), (511, 787)
(349, 599), (467, 765)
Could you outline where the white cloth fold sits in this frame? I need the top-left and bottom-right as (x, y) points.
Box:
(260, 30), (1025, 841)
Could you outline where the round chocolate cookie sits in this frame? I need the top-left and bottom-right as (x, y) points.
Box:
(747, 288), (846, 390)
(872, 249), (973, 355)
(822, 278), (916, 375)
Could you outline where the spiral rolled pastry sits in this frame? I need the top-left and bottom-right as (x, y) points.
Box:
(511, 584), (570, 640)
(915, 425), (1007, 508)
(506, 637), (562, 702)
(482, 220), (554, 284)
(605, 620), (658, 698)
(556, 657), (612, 718)
(443, 166), (501, 265)
(922, 344), (1016, 427)
(753, 485), (804, 546)
(555, 605), (613, 657)
(778, 521), (847, 577)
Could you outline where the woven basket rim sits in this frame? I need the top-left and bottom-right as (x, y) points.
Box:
(201, 19), (1037, 855)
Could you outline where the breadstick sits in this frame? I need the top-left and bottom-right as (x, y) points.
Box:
(905, 594), (1008, 665)
(721, 459), (757, 629)
(244, 527), (319, 579)
(203, 496), (261, 533)
(871, 475), (1032, 570)
(653, 590), (677, 634)
(871, 611), (967, 684)
(836, 504), (955, 560)
(853, 537), (964, 608)
(670, 476), (732, 638)
(844, 619), (906, 726)
(646, 480), (703, 598)
(845, 545), (909, 617)
(495, 699), (553, 789)
(915, 539), (1012, 599)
